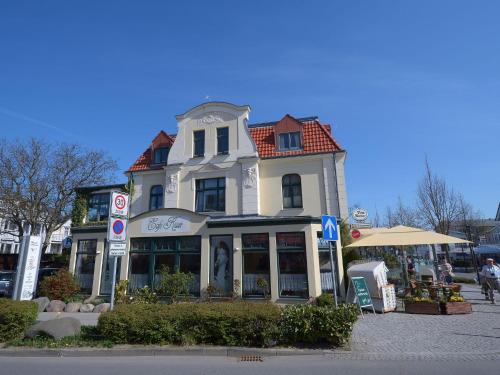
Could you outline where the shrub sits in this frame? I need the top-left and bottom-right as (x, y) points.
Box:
(130, 285), (158, 304)
(279, 304), (359, 346)
(157, 267), (194, 303)
(0, 299), (38, 342)
(39, 269), (80, 302)
(315, 293), (334, 307)
(114, 280), (130, 304)
(98, 302), (281, 347)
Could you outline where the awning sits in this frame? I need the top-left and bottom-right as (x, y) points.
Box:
(346, 225), (472, 248)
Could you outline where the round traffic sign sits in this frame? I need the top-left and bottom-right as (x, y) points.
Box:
(351, 229), (361, 239)
(114, 194), (126, 210)
(112, 219), (125, 235)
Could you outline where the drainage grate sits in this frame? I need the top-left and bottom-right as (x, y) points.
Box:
(240, 355), (264, 362)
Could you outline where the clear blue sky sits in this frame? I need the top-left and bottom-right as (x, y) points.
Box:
(1, 1), (499, 218)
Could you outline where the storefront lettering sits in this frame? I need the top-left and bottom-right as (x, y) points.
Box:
(141, 216), (190, 234)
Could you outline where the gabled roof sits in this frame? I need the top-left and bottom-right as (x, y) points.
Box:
(128, 131), (175, 172)
(128, 114), (343, 172)
(248, 115), (343, 159)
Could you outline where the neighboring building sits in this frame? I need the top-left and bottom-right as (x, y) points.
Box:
(69, 102), (348, 301)
(0, 217), (72, 271)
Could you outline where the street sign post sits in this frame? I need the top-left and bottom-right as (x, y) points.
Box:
(109, 242), (127, 256)
(107, 191), (130, 311)
(322, 215), (339, 307)
(322, 215), (339, 241)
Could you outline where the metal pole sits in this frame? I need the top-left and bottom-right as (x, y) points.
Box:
(469, 244), (480, 284)
(110, 256), (118, 310)
(431, 244), (439, 282)
(328, 241), (338, 307)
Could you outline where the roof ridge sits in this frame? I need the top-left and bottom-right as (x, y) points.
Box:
(248, 116), (318, 128)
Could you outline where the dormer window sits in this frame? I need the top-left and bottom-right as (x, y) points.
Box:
(153, 147), (169, 165)
(193, 130), (205, 157)
(278, 132), (301, 151)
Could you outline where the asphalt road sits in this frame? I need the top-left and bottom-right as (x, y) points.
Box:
(0, 355), (497, 375)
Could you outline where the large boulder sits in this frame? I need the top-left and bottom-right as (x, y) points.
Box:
(33, 297), (50, 312)
(83, 297), (95, 304)
(46, 300), (66, 312)
(26, 317), (81, 340)
(93, 303), (110, 313)
(65, 302), (82, 313)
(79, 303), (95, 313)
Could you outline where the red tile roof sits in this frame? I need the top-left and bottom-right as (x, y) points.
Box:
(128, 131), (175, 172)
(248, 117), (342, 159)
(128, 115), (342, 172)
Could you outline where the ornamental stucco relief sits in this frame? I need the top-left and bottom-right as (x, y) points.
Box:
(166, 174), (178, 193)
(243, 167), (257, 188)
(195, 111), (235, 125)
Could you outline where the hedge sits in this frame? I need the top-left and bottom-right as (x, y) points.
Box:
(279, 304), (359, 346)
(0, 299), (38, 342)
(98, 302), (359, 348)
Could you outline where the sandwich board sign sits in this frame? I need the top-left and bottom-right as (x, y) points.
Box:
(321, 215), (339, 241)
(350, 276), (376, 316)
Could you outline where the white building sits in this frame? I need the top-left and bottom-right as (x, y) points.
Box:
(70, 102), (349, 301)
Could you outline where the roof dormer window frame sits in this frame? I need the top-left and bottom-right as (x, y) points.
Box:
(152, 146), (169, 166)
(278, 131), (302, 152)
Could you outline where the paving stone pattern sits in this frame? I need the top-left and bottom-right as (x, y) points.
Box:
(349, 284), (500, 359)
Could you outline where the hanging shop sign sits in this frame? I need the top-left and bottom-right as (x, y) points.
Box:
(141, 215), (191, 234)
(352, 208), (368, 222)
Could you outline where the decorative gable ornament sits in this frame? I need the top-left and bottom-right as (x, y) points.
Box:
(243, 167), (257, 188)
(166, 174), (178, 193)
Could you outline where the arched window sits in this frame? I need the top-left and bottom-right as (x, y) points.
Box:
(149, 185), (163, 210)
(282, 174), (302, 208)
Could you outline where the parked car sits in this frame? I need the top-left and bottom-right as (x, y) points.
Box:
(0, 271), (15, 297)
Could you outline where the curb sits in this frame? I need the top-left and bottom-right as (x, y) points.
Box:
(0, 346), (499, 360)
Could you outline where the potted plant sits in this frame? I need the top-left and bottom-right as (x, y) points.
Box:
(440, 291), (472, 315)
(404, 288), (440, 314)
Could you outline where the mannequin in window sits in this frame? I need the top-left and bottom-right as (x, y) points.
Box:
(214, 241), (229, 291)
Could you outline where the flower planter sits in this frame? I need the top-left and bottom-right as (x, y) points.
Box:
(440, 301), (472, 315)
(404, 301), (441, 315)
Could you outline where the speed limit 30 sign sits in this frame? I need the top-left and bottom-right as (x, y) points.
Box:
(111, 192), (129, 217)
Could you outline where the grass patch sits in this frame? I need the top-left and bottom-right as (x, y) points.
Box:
(6, 326), (114, 348)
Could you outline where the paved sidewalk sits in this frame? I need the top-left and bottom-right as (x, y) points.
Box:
(350, 284), (500, 357)
(37, 312), (100, 326)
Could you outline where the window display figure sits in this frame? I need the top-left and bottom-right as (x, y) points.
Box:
(214, 241), (229, 292)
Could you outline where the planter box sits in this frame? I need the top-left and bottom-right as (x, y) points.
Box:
(404, 301), (441, 315)
(440, 301), (472, 315)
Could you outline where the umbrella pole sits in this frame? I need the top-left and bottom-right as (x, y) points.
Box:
(401, 246), (409, 287)
(431, 244), (439, 283)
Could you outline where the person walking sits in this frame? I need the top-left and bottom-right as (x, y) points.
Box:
(480, 258), (500, 304)
(440, 259), (454, 284)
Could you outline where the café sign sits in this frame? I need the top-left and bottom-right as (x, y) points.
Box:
(141, 215), (191, 234)
(352, 208), (368, 222)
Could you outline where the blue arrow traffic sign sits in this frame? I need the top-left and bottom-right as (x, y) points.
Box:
(322, 215), (338, 241)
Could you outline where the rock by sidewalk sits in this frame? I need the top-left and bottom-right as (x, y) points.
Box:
(65, 302), (82, 313)
(26, 317), (81, 340)
(46, 300), (66, 312)
(79, 303), (95, 313)
(32, 297), (50, 312)
(93, 303), (110, 313)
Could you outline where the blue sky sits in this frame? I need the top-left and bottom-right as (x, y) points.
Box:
(1, 1), (499, 219)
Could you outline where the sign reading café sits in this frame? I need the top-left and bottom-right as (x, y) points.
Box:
(141, 215), (191, 234)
